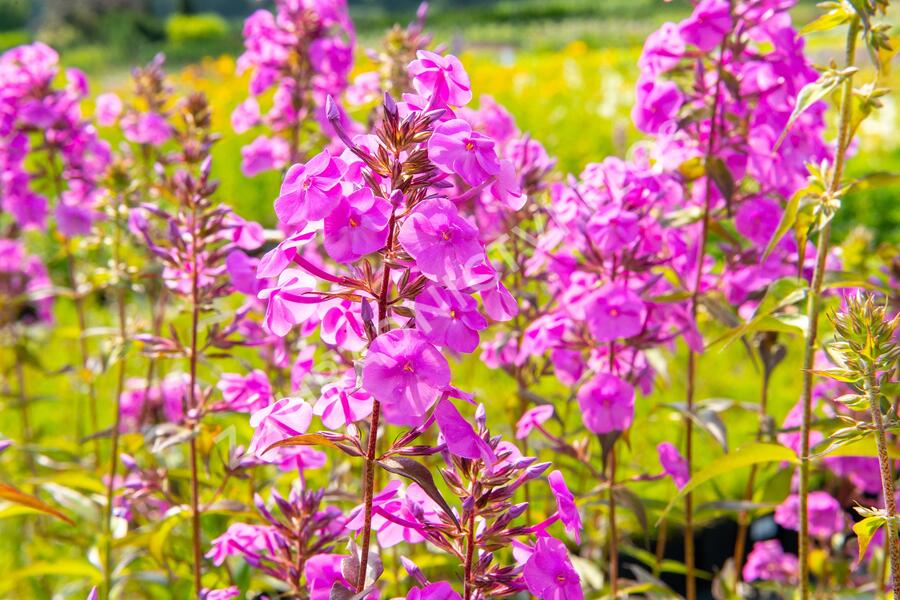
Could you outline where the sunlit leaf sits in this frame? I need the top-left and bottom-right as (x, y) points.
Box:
(853, 516), (886, 564)
(377, 457), (460, 529)
(657, 443), (798, 524)
(0, 482), (74, 524)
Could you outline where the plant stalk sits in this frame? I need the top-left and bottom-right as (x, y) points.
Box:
(797, 19), (859, 599)
(866, 366), (900, 596)
(188, 199), (203, 598)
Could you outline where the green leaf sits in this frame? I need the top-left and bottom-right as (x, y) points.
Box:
(706, 157), (735, 204)
(799, 6), (851, 35)
(853, 516), (886, 564)
(1, 560), (101, 591)
(762, 189), (803, 261)
(0, 482), (74, 525)
(709, 278), (808, 349)
(657, 443), (798, 524)
(149, 508), (189, 567)
(263, 433), (339, 454)
(775, 71), (851, 150)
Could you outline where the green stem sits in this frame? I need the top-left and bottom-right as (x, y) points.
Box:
(866, 366), (900, 596)
(102, 195), (130, 600)
(608, 446), (619, 598)
(797, 19), (859, 599)
(188, 196), (203, 598)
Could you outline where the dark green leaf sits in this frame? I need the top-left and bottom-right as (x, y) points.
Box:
(377, 457), (459, 529)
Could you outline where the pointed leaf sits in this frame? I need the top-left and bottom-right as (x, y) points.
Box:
(762, 189), (803, 261)
(0, 482), (74, 524)
(657, 443), (798, 524)
(775, 71), (849, 149)
(263, 433), (339, 454)
(853, 516), (886, 565)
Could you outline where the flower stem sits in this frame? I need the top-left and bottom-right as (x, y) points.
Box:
(188, 199), (203, 598)
(733, 367), (771, 581)
(102, 195), (130, 600)
(608, 445), (619, 598)
(463, 509), (476, 599)
(866, 366), (900, 596)
(356, 399), (381, 592)
(797, 18), (859, 599)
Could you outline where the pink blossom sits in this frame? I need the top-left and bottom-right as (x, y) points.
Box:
(241, 135), (290, 176)
(523, 537), (583, 600)
(516, 405), (554, 439)
(586, 286), (646, 342)
(319, 299), (367, 352)
(407, 582), (462, 600)
(398, 198), (487, 289)
(121, 111), (172, 146)
(206, 522), (277, 566)
(216, 370), (272, 413)
(202, 587), (240, 600)
(742, 540), (799, 584)
(657, 442), (689, 488)
(548, 470), (582, 543)
(313, 370), (373, 429)
(322, 186), (391, 263)
(231, 97), (260, 133)
(434, 398), (495, 463)
(408, 50), (472, 107)
(587, 208), (640, 253)
(774, 492), (845, 539)
(306, 554), (352, 600)
(577, 373), (635, 434)
(361, 329), (450, 426)
(274, 150), (346, 226)
(428, 118), (500, 187)
(415, 284), (487, 353)
(248, 397), (314, 458)
(679, 0), (732, 52)
(94, 93), (122, 126)
(258, 267), (320, 337)
(632, 77), (683, 135)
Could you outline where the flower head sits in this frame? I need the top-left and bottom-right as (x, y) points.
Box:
(428, 118), (500, 187)
(275, 150), (346, 226)
(362, 329), (451, 426)
(408, 50), (472, 107)
(523, 537), (583, 600)
(576, 373), (635, 434)
(323, 186), (391, 263)
(548, 470), (583, 543)
(415, 284), (488, 353)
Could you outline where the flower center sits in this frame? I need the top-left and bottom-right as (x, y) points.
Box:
(441, 228), (453, 241)
(348, 216), (359, 228)
(464, 140), (475, 151)
(556, 574), (568, 584)
(302, 178), (313, 190)
(402, 360), (414, 373)
(449, 309), (458, 319)
(609, 307), (620, 317)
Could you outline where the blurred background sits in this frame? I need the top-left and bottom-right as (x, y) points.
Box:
(2, 0), (897, 241)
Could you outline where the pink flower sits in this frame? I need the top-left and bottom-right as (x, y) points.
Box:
(434, 398), (495, 463)
(516, 405), (554, 439)
(407, 582), (462, 600)
(202, 587), (240, 600)
(305, 554), (352, 600)
(322, 186), (391, 263)
(742, 540), (798, 584)
(319, 299), (367, 351)
(361, 329), (450, 426)
(639, 22), (685, 76)
(231, 97), (260, 133)
(248, 397), (314, 458)
(274, 150), (346, 226)
(548, 470), (582, 543)
(576, 373), (634, 434)
(428, 119), (500, 187)
(679, 0), (732, 52)
(585, 286), (646, 342)
(657, 442), (689, 488)
(632, 77), (683, 134)
(408, 50), (472, 107)
(241, 135), (289, 176)
(206, 523), (276, 566)
(313, 370), (373, 429)
(122, 111), (172, 146)
(586, 208), (640, 253)
(258, 267), (320, 337)
(94, 93), (122, 126)
(523, 537), (583, 600)
(415, 284), (488, 353)
(774, 492), (845, 539)
(398, 199), (487, 289)
(216, 370), (272, 413)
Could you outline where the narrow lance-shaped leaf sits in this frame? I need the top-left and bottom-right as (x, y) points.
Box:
(0, 482), (74, 525)
(657, 443), (798, 524)
(774, 69), (855, 150)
